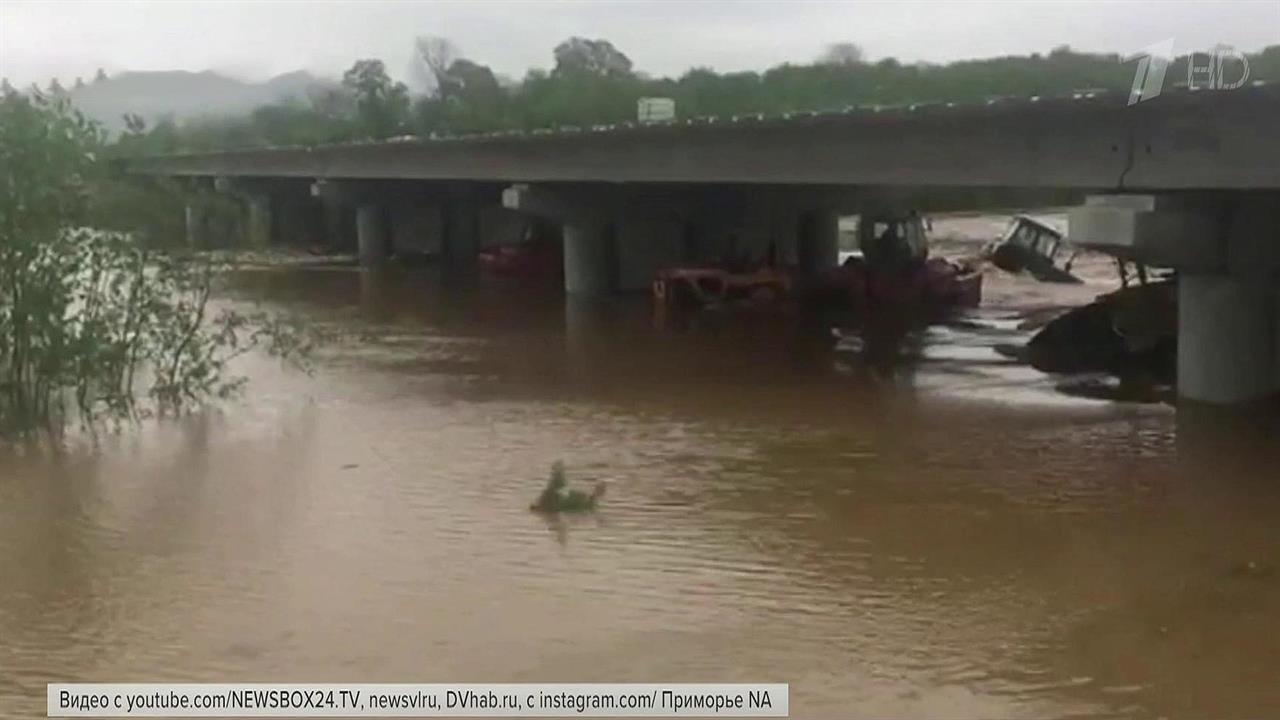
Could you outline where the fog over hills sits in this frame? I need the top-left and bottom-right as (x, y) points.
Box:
(66, 69), (335, 132)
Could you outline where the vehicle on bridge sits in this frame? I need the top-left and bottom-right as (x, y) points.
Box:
(983, 215), (1081, 283)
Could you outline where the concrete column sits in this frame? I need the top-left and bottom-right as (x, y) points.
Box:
(1178, 274), (1278, 405)
(563, 299), (620, 378)
(356, 205), (389, 266)
(563, 220), (615, 296)
(184, 202), (205, 248)
(797, 208), (840, 275)
(358, 267), (392, 316)
(246, 194), (272, 248)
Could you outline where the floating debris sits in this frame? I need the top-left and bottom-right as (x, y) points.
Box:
(530, 461), (607, 514)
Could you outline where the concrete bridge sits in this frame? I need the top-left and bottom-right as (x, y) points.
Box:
(130, 84), (1280, 406)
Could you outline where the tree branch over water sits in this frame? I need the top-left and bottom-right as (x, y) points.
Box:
(0, 88), (314, 438)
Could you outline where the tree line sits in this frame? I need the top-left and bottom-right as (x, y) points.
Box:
(100, 38), (1280, 153)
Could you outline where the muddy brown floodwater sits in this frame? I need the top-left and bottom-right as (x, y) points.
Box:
(2, 227), (1279, 719)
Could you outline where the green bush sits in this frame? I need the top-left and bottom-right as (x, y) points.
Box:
(0, 90), (310, 437)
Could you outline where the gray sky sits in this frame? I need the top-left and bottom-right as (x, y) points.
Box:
(2, 0), (1277, 87)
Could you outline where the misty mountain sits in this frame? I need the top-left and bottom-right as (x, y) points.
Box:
(68, 69), (336, 133)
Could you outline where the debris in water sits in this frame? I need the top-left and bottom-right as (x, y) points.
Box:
(530, 461), (607, 513)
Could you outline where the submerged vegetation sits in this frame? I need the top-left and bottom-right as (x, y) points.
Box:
(530, 461), (607, 513)
(0, 89), (311, 437)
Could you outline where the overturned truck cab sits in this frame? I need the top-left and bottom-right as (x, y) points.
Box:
(984, 215), (1081, 284)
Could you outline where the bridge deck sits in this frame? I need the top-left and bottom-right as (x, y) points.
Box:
(129, 85), (1280, 191)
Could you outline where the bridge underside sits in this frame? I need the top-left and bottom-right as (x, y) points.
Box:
(149, 85), (1280, 407)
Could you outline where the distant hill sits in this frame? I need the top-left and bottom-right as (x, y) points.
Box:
(68, 69), (336, 133)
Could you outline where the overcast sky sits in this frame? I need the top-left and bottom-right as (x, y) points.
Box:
(2, 0), (1277, 87)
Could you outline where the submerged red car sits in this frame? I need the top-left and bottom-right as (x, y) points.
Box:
(478, 241), (562, 279)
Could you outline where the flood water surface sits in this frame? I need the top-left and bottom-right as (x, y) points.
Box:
(2, 261), (1279, 719)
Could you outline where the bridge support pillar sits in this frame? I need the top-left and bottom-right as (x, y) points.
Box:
(1178, 274), (1279, 405)
(356, 205), (390, 266)
(1074, 193), (1280, 406)
(797, 209), (840, 276)
(246, 194), (272, 248)
(184, 202), (206, 248)
(563, 220), (615, 296)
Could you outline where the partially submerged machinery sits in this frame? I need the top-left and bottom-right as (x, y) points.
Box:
(1024, 277), (1177, 386)
(1003, 210), (1179, 387)
(652, 266), (791, 309)
(652, 212), (982, 316)
(812, 212), (983, 313)
(984, 215), (1082, 283)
